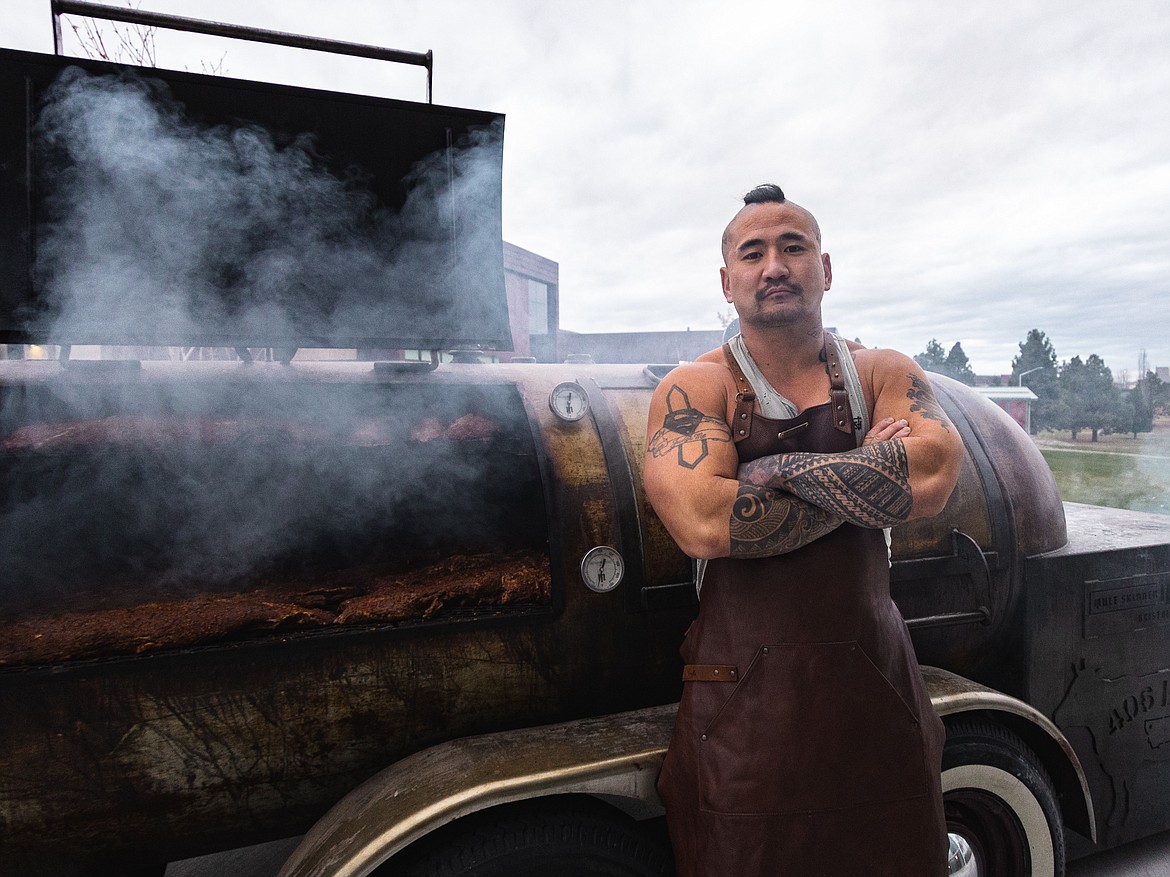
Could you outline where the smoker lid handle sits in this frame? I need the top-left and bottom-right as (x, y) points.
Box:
(51, 0), (435, 103)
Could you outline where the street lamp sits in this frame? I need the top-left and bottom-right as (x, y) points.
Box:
(1018, 366), (1044, 386)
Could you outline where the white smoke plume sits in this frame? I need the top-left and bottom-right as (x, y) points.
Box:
(31, 65), (506, 347)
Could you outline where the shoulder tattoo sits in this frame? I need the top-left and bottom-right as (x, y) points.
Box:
(907, 374), (951, 431)
(648, 384), (730, 469)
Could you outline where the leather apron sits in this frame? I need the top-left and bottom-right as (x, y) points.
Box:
(657, 339), (947, 877)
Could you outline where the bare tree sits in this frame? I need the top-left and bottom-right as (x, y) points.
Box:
(66, 1), (156, 67)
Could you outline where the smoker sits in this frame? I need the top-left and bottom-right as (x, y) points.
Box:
(1, 8), (1169, 877)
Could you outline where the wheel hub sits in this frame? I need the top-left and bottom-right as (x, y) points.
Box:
(947, 832), (977, 876)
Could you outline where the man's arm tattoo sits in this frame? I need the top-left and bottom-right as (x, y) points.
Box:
(907, 374), (951, 431)
(729, 483), (842, 558)
(647, 384), (731, 469)
(739, 439), (913, 528)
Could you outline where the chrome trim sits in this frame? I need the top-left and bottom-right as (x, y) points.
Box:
(947, 833), (977, 876)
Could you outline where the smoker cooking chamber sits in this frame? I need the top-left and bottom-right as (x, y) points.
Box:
(0, 372), (551, 664)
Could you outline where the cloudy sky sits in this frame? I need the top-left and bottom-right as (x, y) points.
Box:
(5, 0), (1168, 375)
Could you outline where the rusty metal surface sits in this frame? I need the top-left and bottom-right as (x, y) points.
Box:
(0, 625), (563, 872)
(891, 375), (1067, 677)
(941, 374), (1067, 556)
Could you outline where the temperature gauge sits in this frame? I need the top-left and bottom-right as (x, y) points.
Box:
(580, 546), (624, 593)
(549, 381), (589, 422)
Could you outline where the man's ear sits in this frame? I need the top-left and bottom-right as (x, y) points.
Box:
(720, 266), (733, 302)
(822, 253), (832, 290)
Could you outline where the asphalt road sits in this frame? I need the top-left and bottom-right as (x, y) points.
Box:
(1067, 831), (1170, 877)
(166, 832), (1170, 877)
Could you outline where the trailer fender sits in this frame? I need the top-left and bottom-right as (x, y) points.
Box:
(923, 665), (1097, 844)
(276, 704), (676, 877)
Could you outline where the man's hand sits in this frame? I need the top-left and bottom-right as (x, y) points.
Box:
(863, 417), (910, 446)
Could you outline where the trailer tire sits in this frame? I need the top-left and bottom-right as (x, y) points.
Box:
(390, 796), (673, 877)
(942, 717), (1065, 877)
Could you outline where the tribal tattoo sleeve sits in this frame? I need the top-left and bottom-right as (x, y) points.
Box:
(738, 439), (913, 528)
(729, 484), (843, 558)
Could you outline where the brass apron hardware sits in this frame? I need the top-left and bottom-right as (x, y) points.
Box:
(776, 422), (809, 441)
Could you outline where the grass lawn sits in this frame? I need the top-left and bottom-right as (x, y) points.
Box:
(1034, 416), (1170, 515)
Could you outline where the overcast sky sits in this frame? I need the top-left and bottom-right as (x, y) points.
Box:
(5, 0), (1168, 375)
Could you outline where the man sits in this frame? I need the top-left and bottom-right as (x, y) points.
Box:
(644, 184), (962, 876)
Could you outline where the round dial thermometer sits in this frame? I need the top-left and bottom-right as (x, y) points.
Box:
(580, 546), (624, 593)
(549, 381), (589, 422)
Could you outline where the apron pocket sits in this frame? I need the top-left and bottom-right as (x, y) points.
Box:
(698, 640), (928, 815)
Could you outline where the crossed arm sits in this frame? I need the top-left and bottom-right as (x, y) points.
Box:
(643, 354), (962, 560)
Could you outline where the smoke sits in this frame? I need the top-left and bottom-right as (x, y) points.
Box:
(0, 376), (547, 614)
(31, 66), (506, 346)
(0, 67), (543, 618)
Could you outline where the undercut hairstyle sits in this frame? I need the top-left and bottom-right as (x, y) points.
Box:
(721, 182), (821, 259)
(743, 183), (786, 205)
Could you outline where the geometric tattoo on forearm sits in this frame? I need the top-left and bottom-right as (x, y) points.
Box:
(778, 439), (913, 527)
(740, 439), (913, 528)
(648, 384), (731, 469)
(729, 483), (843, 558)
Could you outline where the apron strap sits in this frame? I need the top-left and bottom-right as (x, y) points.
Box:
(722, 342), (756, 443)
(823, 332), (856, 436)
(683, 663), (739, 682)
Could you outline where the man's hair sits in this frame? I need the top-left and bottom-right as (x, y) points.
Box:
(721, 183), (821, 259)
(742, 183), (786, 205)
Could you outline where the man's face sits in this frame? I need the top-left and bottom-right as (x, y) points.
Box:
(720, 201), (832, 330)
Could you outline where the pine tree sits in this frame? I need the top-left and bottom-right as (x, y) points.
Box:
(1125, 364), (1166, 438)
(1126, 386), (1155, 439)
(944, 342), (976, 385)
(914, 339), (948, 374)
(1011, 329), (1060, 434)
(1058, 354), (1125, 442)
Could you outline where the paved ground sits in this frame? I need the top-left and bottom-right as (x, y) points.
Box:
(166, 831), (1170, 876)
(1067, 831), (1170, 877)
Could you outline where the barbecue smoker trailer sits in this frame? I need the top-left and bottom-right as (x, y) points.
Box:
(2, 10), (1170, 877)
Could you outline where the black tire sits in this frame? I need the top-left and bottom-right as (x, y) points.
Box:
(388, 796), (674, 877)
(943, 717), (1066, 877)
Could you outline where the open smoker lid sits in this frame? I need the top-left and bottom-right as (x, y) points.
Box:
(0, 48), (511, 351)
